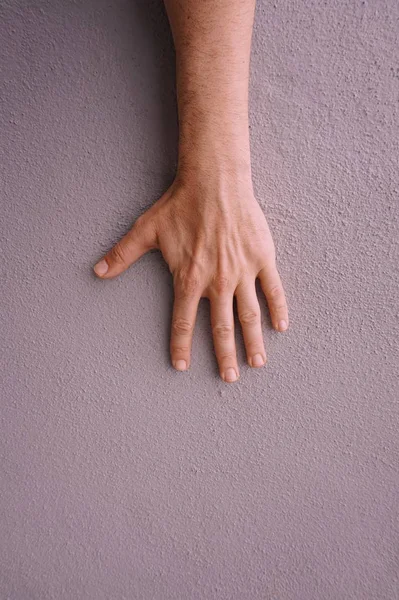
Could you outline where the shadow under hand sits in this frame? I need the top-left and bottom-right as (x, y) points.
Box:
(128, 0), (178, 359)
(130, 0), (178, 187)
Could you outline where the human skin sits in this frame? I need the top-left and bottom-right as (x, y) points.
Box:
(94, 0), (289, 383)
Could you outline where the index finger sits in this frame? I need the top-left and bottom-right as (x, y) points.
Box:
(170, 280), (201, 371)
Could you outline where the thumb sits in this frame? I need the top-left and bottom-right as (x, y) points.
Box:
(93, 216), (156, 279)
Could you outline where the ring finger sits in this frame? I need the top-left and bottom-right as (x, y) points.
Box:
(235, 278), (266, 368)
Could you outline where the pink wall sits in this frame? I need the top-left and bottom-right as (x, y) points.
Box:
(1, 0), (398, 598)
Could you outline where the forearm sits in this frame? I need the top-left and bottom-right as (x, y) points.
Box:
(164, 0), (256, 177)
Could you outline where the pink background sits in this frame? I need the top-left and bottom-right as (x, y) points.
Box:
(1, 0), (398, 598)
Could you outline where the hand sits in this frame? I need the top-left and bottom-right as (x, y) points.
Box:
(93, 170), (289, 382)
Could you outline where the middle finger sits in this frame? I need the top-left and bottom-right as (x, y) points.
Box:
(210, 294), (239, 383)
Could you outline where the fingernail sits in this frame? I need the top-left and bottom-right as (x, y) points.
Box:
(224, 368), (238, 383)
(174, 359), (187, 371)
(251, 353), (265, 367)
(278, 320), (288, 331)
(94, 260), (108, 276)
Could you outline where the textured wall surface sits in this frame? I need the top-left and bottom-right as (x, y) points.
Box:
(1, 0), (398, 598)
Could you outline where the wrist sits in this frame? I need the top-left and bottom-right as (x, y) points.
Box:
(176, 149), (253, 198)
(177, 146), (252, 187)
(177, 118), (252, 182)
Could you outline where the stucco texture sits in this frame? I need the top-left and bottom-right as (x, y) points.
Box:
(1, 0), (398, 598)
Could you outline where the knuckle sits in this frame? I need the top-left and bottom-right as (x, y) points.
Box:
(171, 317), (194, 336)
(218, 352), (236, 362)
(212, 274), (230, 295)
(275, 302), (287, 311)
(245, 339), (263, 354)
(109, 243), (127, 265)
(212, 323), (233, 339)
(239, 309), (260, 325)
(268, 285), (284, 299)
(170, 345), (190, 355)
(175, 269), (200, 298)
(181, 275), (200, 297)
